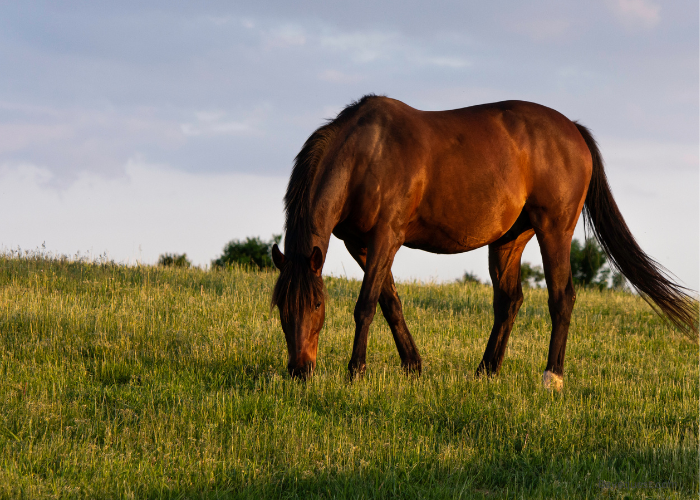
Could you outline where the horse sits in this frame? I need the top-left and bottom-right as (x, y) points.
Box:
(270, 95), (698, 388)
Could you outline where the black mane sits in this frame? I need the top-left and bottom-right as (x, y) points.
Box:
(282, 94), (378, 256)
(271, 94), (379, 318)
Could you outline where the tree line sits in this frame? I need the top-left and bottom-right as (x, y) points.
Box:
(462, 237), (626, 291)
(518, 238), (626, 290)
(161, 235), (625, 291)
(158, 235), (281, 271)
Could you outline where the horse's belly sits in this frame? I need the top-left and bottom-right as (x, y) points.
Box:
(401, 158), (527, 254)
(403, 211), (511, 254)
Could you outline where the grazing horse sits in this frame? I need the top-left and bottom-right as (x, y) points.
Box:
(271, 95), (697, 388)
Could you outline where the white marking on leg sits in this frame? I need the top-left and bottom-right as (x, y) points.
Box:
(543, 370), (564, 391)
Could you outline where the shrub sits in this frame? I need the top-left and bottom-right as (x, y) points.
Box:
(519, 239), (621, 290)
(158, 253), (191, 268)
(212, 234), (281, 270)
(459, 271), (481, 284)
(611, 270), (628, 291)
(570, 238), (609, 289)
(520, 262), (545, 288)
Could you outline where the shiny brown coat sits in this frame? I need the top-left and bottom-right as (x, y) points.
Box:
(271, 95), (697, 381)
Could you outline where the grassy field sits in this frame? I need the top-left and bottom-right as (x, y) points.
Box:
(0, 253), (697, 499)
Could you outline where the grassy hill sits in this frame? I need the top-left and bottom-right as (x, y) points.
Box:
(0, 253), (697, 499)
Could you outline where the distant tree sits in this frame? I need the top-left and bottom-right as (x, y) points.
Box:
(459, 271), (481, 284)
(158, 253), (191, 268)
(520, 262), (545, 288)
(212, 234), (281, 269)
(611, 270), (628, 291)
(514, 239), (625, 291)
(570, 238), (610, 289)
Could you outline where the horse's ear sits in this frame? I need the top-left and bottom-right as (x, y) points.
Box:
(309, 246), (323, 276)
(271, 244), (285, 270)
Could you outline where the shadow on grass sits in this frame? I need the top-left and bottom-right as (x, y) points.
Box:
(136, 445), (697, 499)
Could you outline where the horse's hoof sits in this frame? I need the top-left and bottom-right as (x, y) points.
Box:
(347, 362), (366, 381)
(543, 370), (564, 391)
(475, 362), (497, 378)
(402, 360), (422, 376)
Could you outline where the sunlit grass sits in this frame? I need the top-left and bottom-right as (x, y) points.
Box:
(0, 253), (697, 498)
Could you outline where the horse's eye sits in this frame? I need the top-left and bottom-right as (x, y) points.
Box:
(315, 301), (321, 310)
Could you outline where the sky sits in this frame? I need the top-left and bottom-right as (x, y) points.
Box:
(0, 0), (698, 289)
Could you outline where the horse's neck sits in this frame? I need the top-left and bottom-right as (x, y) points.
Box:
(285, 212), (332, 260)
(308, 166), (351, 251)
(288, 148), (351, 260)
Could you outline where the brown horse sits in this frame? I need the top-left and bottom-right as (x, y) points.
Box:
(271, 95), (697, 388)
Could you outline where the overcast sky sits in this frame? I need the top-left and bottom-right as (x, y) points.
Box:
(1, 0), (697, 288)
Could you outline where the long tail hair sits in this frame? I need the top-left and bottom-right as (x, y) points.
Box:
(575, 123), (698, 340)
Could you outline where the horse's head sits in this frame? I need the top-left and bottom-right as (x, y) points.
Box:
(271, 244), (325, 379)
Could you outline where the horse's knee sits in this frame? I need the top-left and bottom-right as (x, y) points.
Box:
(353, 301), (376, 326)
(548, 283), (576, 315)
(379, 296), (403, 324)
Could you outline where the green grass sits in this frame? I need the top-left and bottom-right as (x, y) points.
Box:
(0, 253), (697, 499)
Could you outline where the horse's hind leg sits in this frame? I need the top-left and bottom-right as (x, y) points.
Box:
(476, 228), (535, 377)
(343, 241), (422, 374)
(535, 230), (577, 391)
(378, 272), (422, 373)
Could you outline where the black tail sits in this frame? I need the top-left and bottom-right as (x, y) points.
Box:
(575, 123), (698, 341)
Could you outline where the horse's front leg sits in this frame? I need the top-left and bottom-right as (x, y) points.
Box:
(348, 229), (402, 378)
(343, 240), (422, 374)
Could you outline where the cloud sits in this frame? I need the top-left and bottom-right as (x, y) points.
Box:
(0, 160), (287, 267)
(316, 28), (472, 72)
(602, 138), (698, 171)
(415, 55), (471, 69)
(510, 18), (573, 41)
(319, 31), (399, 63)
(318, 69), (365, 84)
(262, 24), (307, 49)
(0, 122), (72, 155)
(608, 0), (661, 29)
(180, 116), (254, 137)
(180, 123), (248, 136)
(180, 104), (274, 138)
(0, 103), (184, 179)
(1, 3), (695, 180)
(0, 161), (54, 186)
